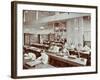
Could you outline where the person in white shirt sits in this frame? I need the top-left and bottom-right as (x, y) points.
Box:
(76, 43), (83, 51)
(83, 44), (90, 52)
(53, 44), (60, 53)
(48, 43), (60, 53)
(48, 44), (54, 52)
(62, 46), (70, 56)
(56, 48), (63, 56)
(24, 52), (36, 61)
(70, 43), (75, 50)
(64, 42), (69, 49)
(37, 50), (48, 64)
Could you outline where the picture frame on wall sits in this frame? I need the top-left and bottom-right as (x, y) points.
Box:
(11, 1), (98, 78)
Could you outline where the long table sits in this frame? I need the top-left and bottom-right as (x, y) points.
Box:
(69, 50), (91, 66)
(23, 59), (55, 69)
(69, 50), (90, 59)
(47, 52), (87, 67)
(30, 43), (49, 49)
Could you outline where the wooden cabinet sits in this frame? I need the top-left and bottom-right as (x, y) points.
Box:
(24, 33), (39, 45)
(30, 34), (39, 44)
(24, 33), (31, 45)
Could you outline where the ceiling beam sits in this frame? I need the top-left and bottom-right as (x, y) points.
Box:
(35, 13), (90, 24)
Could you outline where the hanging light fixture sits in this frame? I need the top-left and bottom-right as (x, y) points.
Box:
(40, 26), (45, 30)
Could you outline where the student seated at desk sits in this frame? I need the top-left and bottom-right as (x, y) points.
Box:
(64, 42), (69, 49)
(76, 43), (83, 51)
(48, 44), (60, 53)
(25, 50), (48, 67)
(37, 50), (48, 64)
(53, 44), (60, 53)
(48, 44), (54, 52)
(83, 44), (91, 52)
(24, 52), (36, 61)
(69, 43), (75, 50)
(62, 46), (70, 56)
(56, 48), (63, 56)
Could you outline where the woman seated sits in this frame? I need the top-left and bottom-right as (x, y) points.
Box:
(48, 44), (54, 52)
(62, 46), (70, 56)
(56, 48), (63, 56)
(83, 44), (91, 52)
(48, 44), (60, 53)
(24, 50), (48, 67)
(53, 44), (60, 53)
(37, 50), (48, 64)
(64, 42), (69, 49)
(76, 43), (83, 51)
(69, 43), (75, 50)
(24, 52), (36, 61)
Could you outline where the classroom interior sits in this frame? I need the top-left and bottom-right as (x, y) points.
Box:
(23, 10), (91, 69)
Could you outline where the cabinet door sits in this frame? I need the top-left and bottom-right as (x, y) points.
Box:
(30, 34), (38, 44)
(24, 33), (30, 45)
(24, 33), (39, 45)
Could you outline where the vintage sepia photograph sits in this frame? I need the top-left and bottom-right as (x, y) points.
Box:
(23, 10), (91, 69)
(11, 1), (97, 78)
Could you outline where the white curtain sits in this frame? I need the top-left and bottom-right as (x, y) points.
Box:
(66, 17), (84, 47)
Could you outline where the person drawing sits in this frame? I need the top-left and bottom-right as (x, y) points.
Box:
(53, 44), (60, 53)
(76, 43), (83, 51)
(24, 52), (36, 61)
(70, 43), (75, 50)
(83, 44), (91, 52)
(37, 50), (48, 64)
(62, 46), (70, 56)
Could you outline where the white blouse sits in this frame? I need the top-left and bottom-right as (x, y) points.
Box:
(37, 52), (49, 64)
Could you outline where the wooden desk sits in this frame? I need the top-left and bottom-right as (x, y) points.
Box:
(30, 43), (49, 49)
(47, 53), (87, 67)
(23, 59), (55, 69)
(69, 50), (90, 58)
(69, 50), (91, 66)
(43, 41), (50, 45)
(23, 45), (41, 58)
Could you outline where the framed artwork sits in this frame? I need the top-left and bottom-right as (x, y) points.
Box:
(11, 1), (98, 78)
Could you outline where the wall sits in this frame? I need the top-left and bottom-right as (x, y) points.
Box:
(83, 17), (91, 41)
(24, 10), (90, 47)
(66, 16), (91, 46)
(0, 0), (100, 80)
(66, 17), (84, 46)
